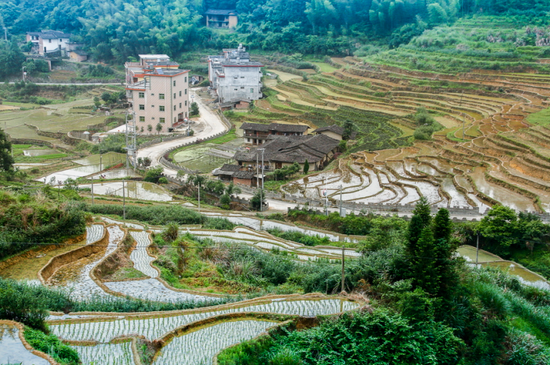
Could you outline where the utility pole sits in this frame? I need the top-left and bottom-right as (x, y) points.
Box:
(260, 148), (265, 212)
(91, 175), (94, 204)
(324, 177), (328, 216)
(341, 246), (345, 292)
(475, 233), (480, 267)
(198, 181), (201, 214)
(100, 154), (103, 171)
(339, 184), (343, 216)
(122, 178), (126, 220)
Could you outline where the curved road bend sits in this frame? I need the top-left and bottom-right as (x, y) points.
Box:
(136, 89), (229, 177)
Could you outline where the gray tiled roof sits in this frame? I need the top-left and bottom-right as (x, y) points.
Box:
(314, 124), (344, 136)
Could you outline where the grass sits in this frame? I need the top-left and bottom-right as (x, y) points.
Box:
(527, 106), (550, 126)
(311, 62), (339, 73)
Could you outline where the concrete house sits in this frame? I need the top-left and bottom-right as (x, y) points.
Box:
(125, 55), (190, 134)
(241, 122), (310, 145)
(26, 30), (71, 56)
(208, 45), (263, 105)
(313, 125), (344, 141)
(205, 9), (238, 29)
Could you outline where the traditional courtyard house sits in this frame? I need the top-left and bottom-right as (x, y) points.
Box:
(125, 55), (190, 134)
(208, 45), (263, 105)
(26, 30), (71, 56)
(241, 122), (310, 145)
(224, 133), (340, 185)
(205, 9), (238, 29)
(313, 125), (344, 141)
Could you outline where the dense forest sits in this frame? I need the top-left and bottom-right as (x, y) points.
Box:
(1, 0), (549, 63)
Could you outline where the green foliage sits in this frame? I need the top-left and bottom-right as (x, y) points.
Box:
(0, 191), (86, 261)
(220, 193), (231, 209)
(271, 162), (300, 180)
(303, 160), (309, 174)
(0, 128), (14, 172)
(144, 167), (164, 183)
(0, 41), (25, 80)
(267, 228), (331, 246)
(220, 309), (464, 365)
(158, 177), (169, 184)
(251, 189), (266, 211)
(24, 327), (80, 365)
(477, 206), (549, 257)
(190, 102), (199, 117)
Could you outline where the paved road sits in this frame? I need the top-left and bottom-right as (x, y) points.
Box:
(136, 90), (228, 176)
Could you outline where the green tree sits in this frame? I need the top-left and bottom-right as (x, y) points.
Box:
(303, 159), (309, 174)
(414, 226), (439, 295)
(156, 123), (163, 134)
(101, 92), (112, 104)
(220, 194), (231, 209)
(190, 102), (199, 116)
(147, 125), (153, 133)
(93, 96), (101, 108)
(477, 205), (519, 256)
(432, 208), (458, 299)
(144, 167), (164, 183)
(342, 120), (356, 140)
(0, 41), (25, 80)
(0, 128), (14, 172)
(251, 189), (266, 211)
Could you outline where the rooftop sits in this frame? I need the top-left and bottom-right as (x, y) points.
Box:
(313, 125), (345, 136)
(139, 54), (170, 60)
(205, 9), (237, 15)
(27, 30), (71, 39)
(241, 122), (309, 133)
(235, 134), (339, 164)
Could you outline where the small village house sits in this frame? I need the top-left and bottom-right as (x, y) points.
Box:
(26, 30), (71, 56)
(205, 9), (238, 29)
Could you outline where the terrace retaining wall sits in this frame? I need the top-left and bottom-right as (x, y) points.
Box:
(0, 233), (86, 273)
(38, 223), (109, 285)
(0, 320), (58, 365)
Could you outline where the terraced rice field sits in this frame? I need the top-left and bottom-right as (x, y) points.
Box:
(152, 319), (278, 365)
(129, 231), (158, 278)
(72, 342), (135, 365)
(49, 298), (359, 343)
(260, 58), (550, 214)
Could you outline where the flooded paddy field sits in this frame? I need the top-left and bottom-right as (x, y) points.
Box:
(79, 181), (173, 202)
(172, 138), (243, 173)
(0, 323), (50, 365)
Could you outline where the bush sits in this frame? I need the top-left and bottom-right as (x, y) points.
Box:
(24, 327), (80, 365)
(144, 167), (164, 183)
(158, 177), (169, 184)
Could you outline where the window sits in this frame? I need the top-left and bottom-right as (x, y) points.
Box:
(174, 105), (176, 111)
(139, 116), (145, 122)
(49, 39), (51, 43)
(159, 105), (165, 111)
(160, 118), (165, 123)
(138, 92), (144, 98)
(241, 86), (245, 89)
(173, 80), (176, 86)
(250, 88), (254, 93)
(185, 77), (187, 83)
(179, 91), (182, 97)
(159, 94), (165, 100)
(174, 93), (176, 99)
(185, 101), (187, 106)
(185, 89), (187, 95)
(139, 104), (145, 110)
(179, 103), (182, 108)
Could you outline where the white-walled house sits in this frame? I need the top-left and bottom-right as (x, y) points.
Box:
(26, 30), (71, 56)
(125, 55), (190, 134)
(208, 44), (263, 104)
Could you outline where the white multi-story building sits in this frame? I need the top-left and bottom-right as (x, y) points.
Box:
(208, 45), (263, 104)
(26, 30), (71, 56)
(125, 55), (190, 134)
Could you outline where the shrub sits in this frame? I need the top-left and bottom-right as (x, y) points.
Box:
(24, 327), (80, 365)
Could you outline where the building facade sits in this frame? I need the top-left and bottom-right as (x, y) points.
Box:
(125, 55), (189, 134)
(205, 9), (238, 29)
(26, 30), (71, 56)
(241, 122), (310, 145)
(208, 45), (263, 104)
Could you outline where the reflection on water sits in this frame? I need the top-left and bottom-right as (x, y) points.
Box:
(79, 181), (173, 202)
(23, 149), (56, 156)
(0, 324), (50, 365)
